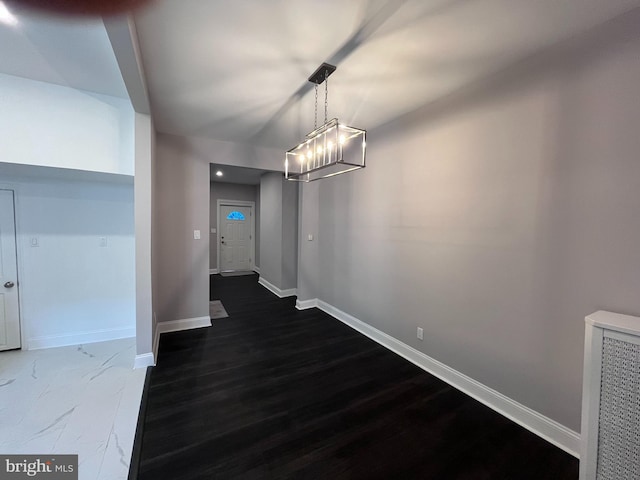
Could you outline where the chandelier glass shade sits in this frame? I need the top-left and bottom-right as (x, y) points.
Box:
(285, 64), (366, 182)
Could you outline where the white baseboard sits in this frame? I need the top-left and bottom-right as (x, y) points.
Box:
(296, 298), (318, 310)
(315, 299), (581, 458)
(253, 266), (260, 274)
(153, 316), (212, 360)
(156, 316), (211, 335)
(210, 269), (219, 274)
(134, 352), (155, 369)
(28, 326), (136, 350)
(258, 276), (297, 298)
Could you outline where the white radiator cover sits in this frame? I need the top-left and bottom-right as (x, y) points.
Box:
(580, 311), (640, 480)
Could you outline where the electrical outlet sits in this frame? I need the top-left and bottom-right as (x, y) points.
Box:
(417, 327), (424, 341)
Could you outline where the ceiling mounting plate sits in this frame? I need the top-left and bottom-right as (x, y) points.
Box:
(308, 63), (336, 85)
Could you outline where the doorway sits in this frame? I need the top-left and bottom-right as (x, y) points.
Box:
(217, 200), (255, 272)
(0, 189), (21, 351)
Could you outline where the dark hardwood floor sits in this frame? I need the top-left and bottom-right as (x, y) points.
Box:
(136, 273), (579, 479)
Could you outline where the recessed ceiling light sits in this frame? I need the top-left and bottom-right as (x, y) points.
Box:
(0, 2), (18, 26)
(216, 171), (223, 177)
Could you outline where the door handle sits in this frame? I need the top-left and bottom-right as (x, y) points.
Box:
(4, 281), (14, 289)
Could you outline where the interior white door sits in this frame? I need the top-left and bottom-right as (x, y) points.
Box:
(220, 205), (252, 272)
(0, 190), (21, 351)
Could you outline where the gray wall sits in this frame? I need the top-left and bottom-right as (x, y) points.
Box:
(255, 185), (261, 268)
(150, 122), (157, 353)
(297, 13), (640, 432)
(297, 182), (319, 301)
(209, 182), (259, 270)
(259, 173), (299, 290)
(154, 133), (210, 323)
(281, 179), (298, 290)
(154, 133), (281, 324)
(260, 173), (283, 287)
(135, 112), (154, 355)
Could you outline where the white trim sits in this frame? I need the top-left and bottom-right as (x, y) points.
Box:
(210, 268), (219, 274)
(1, 185), (27, 351)
(152, 316), (211, 362)
(13, 185), (29, 352)
(0, 187), (22, 351)
(585, 309), (640, 337)
(156, 316), (211, 335)
(296, 298), (318, 310)
(258, 276), (297, 298)
(28, 326), (136, 350)
(216, 199), (256, 274)
(315, 299), (581, 458)
(134, 352), (155, 369)
(152, 323), (160, 360)
(253, 266), (260, 274)
(579, 319), (604, 479)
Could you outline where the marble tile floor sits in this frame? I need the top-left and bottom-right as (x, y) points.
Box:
(0, 338), (145, 480)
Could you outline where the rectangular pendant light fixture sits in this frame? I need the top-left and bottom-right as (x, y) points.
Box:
(285, 63), (366, 182)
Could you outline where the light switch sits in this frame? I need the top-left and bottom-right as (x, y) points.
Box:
(211, 228), (216, 234)
(31, 237), (39, 247)
(99, 237), (108, 247)
(308, 234), (314, 241)
(193, 230), (201, 240)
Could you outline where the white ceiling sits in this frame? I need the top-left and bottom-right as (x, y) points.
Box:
(133, 0), (640, 150)
(0, 3), (128, 98)
(210, 164), (266, 185)
(2, 1), (639, 150)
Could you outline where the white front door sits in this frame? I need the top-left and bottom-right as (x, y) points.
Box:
(0, 190), (21, 351)
(220, 204), (252, 272)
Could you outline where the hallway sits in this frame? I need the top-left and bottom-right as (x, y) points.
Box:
(135, 274), (578, 479)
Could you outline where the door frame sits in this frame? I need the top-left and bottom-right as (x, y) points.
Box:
(216, 199), (255, 273)
(0, 186), (23, 350)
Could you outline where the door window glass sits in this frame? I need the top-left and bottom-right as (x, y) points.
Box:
(226, 211), (246, 221)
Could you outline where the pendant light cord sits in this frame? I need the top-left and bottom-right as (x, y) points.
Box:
(324, 71), (329, 123)
(314, 83), (318, 129)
